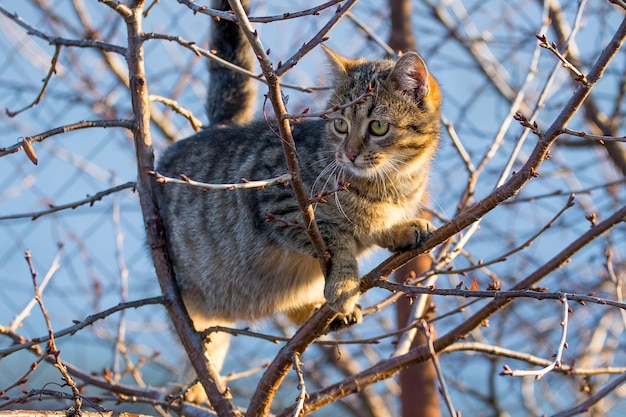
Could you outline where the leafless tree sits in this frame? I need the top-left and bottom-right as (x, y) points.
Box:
(1, 1), (625, 417)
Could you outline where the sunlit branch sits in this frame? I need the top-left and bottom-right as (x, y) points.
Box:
(536, 33), (588, 84)
(443, 342), (626, 375)
(500, 294), (569, 379)
(149, 171), (292, 191)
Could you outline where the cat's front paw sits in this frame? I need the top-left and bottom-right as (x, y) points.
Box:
(324, 275), (360, 318)
(388, 219), (435, 252)
(329, 303), (362, 331)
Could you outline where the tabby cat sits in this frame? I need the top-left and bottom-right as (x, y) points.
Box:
(154, 0), (442, 377)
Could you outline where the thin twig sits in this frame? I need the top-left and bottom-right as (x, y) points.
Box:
(275, 0), (359, 77)
(605, 249), (626, 331)
(175, 0), (344, 23)
(149, 171), (291, 191)
(0, 5), (126, 55)
(536, 33), (589, 84)
(500, 294), (570, 379)
(6, 45), (62, 117)
(149, 94), (203, 131)
(24, 250), (83, 413)
(443, 342), (626, 376)
(425, 193), (575, 277)
(141, 32), (321, 93)
(0, 296), (164, 358)
(281, 89), (372, 121)
(560, 127), (626, 143)
(0, 182), (137, 221)
(442, 114), (475, 173)
(504, 177), (626, 204)
(0, 119), (135, 159)
(422, 320), (457, 417)
(373, 283), (626, 311)
(10, 243), (63, 331)
(550, 372), (626, 417)
(291, 353), (306, 417)
(223, 363), (270, 382)
(345, 12), (396, 56)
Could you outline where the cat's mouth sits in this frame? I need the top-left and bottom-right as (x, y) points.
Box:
(338, 153), (386, 179)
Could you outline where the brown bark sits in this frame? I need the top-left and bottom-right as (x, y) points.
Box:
(388, 0), (417, 52)
(395, 258), (440, 417)
(388, 1), (440, 415)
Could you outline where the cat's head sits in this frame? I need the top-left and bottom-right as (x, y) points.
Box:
(323, 47), (441, 181)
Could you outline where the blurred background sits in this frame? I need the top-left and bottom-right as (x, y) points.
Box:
(1, 1), (625, 416)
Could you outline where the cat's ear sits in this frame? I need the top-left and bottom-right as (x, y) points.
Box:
(389, 52), (430, 104)
(322, 45), (351, 79)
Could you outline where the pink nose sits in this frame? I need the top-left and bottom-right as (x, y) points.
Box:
(345, 149), (358, 162)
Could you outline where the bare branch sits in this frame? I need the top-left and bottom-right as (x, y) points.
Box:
(561, 127), (626, 143)
(275, 0), (359, 77)
(500, 295), (570, 379)
(281, 89), (373, 121)
(24, 249), (83, 413)
(345, 12), (396, 56)
(141, 31), (320, 93)
(551, 372), (626, 417)
(0, 5), (126, 55)
(0, 182), (137, 221)
(291, 353), (307, 417)
(149, 171), (291, 191)
(605, 249), (626, 331)
(422, 321), (457, 417)
(536, 33), (589, 84)
(294, 202), (626, 414)
(6, 45), (61, 117)
(0, 119), (135, 159)
(443, 342), (626, 376)
(149, 94), (203, 131)
(123, 3), (240, 415)
(10, 244), (63, 331)
(175, 0), (344, 23)
(0, 297), (164, 358)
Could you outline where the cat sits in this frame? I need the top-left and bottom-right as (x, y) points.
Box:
(153, 0), (442, 383)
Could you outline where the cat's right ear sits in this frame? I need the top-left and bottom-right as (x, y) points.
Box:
(390, 52), (430, 104)
(322, 45), (350, 79)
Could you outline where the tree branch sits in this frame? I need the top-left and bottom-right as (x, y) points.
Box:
(0, 119), (135, 159)
(0, 182), (137, 221)
(122, 3), (239, 416)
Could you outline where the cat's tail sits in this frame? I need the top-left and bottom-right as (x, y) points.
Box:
(207, 0), (256, 126)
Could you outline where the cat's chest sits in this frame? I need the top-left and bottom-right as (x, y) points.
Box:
(343, 194), (418, 235)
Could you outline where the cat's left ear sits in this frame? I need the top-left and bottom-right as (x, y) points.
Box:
(389, 52), (430, 104)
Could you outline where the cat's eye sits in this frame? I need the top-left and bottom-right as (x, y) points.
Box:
(333, 118), (349, 134)
(368, 120), (389, 136)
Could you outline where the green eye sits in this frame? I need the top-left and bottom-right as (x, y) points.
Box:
(333, 118), (349, 134)
(369, 120), (389, 136)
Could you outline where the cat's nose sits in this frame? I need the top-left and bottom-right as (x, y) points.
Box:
(344, 149), (358, 162)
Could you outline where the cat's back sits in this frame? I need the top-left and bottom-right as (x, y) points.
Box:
(156, 119), (327, 184)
